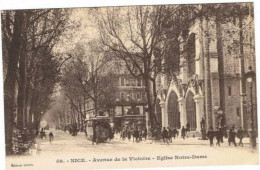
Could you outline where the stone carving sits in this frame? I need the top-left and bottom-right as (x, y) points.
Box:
(188, 74), (200, 94)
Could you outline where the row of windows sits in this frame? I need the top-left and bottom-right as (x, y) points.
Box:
(116, 77), (143, 87)
(115, 106), (144, 115)
(117, 92), (146, 101)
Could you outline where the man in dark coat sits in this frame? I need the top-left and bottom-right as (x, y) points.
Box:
(167, 127), (173, 143)
(207, 127), (215, 147)
(219, 127), (224, 143)
(173, 128), (178, 140)
(133, 128), (139, 142)
(49, 132), (54, 143)
(181, 126), (186, 139)
(143, 128), (148, 141)
(237, 127), (244, 147)
(215, 128), (221, 146)
(228, 128), (237, 146)
(162, 127), (168, 144)
(127, 129), (132, 142)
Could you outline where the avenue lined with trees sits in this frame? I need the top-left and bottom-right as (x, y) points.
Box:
(2, 3), (255, 154)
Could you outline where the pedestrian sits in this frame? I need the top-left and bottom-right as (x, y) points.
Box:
(228, 128), (237, 146)
(223, 126), (228, 139)
(237, 127), (244, 147)
(40, 128), (46, 139)
(173, 128), (178, 140)
(35, 129), (39, 137)
(215, 128), (221, 146)
(162, 127), (168, 144)
(153, 128), (158, 140)
(219, 127), (224, 143)
(120, 129), (126, 141)
(49, 132), (54, 143)
(127, 129), (131, 142)
(181, 126), (186, 139)
(207, 127), (215, 147)
(143, 127), (147, 141)
(139, 128), (143, 142)
(167, 127), (173, 143)
(132, 128), (135, 142)
(134, 128), (139, 142)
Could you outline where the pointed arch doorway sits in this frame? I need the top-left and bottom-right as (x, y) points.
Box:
(167, 91), (180, 129)
(186, 92), (197, 131)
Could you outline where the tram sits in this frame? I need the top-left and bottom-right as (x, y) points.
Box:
(85, 116), (114, 142)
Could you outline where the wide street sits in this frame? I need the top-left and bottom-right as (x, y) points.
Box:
(6, 129), (259, 170)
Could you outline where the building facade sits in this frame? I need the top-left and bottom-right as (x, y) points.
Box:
(113, 74), (147, 132)
(155, 7), (256, 133)
(84, 68), (147, 132)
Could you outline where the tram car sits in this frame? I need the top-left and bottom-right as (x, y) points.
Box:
(85, 116), (114, 142)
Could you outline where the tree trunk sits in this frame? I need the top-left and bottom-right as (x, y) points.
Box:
(204, 16), (213, 130)
(29, 91), (39, 130)
(17, 42), (26, 129)
(28, 92), (35, 129)
(216, 12), (226, 127)
(152, 78), (158, 125)
(238, 14), (247, 129)
(143, 74), (156, 128)
(33, 99), (40, 129)
(4, 11), (24, 155)
(94, 99), (98, 116)
(23, 78), (30, 127)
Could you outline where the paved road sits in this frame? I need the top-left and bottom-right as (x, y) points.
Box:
(37, 129), (255, 152)
(6, 129), (259, 170)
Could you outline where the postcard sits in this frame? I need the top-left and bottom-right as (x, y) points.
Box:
(1, 1), (259, 170)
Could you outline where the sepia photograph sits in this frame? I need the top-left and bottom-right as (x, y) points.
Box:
(0, 0), (259, 170)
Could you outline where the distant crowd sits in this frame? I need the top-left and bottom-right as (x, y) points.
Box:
(117, 125), (247, 147)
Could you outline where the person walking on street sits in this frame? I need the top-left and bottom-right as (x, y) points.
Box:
(167, 127), (173, 143)
(237, 127), (244, 147)
(133, 128), (139, 143)
(173, 128), (178, 140)
(228, 128), (237, 146)
(220, 127), (224, 143)
(139, 128), (143, 142)
(207, 127), (215, 147)
(215, 128), (221, 146)
(49, 132), (54, 143)
(143, 128), (147, 141)
(181, 126), (186, 139)
(127, 129), (132, 142)
(162, 127), (168, 144)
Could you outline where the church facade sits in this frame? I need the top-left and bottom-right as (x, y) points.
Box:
(155, 8), (256, 132)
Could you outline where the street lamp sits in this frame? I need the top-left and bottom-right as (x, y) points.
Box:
(244, 66), (256, 149)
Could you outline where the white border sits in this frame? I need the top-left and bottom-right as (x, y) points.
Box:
(0, 1), (259, 170)
(0, 0), (257, 10)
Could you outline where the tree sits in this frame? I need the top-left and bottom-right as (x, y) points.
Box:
(3, 10), (25, 155)
(60, 42), (117, 121)
(96, 6), (168, 127)
(2, 9), (71, 154)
